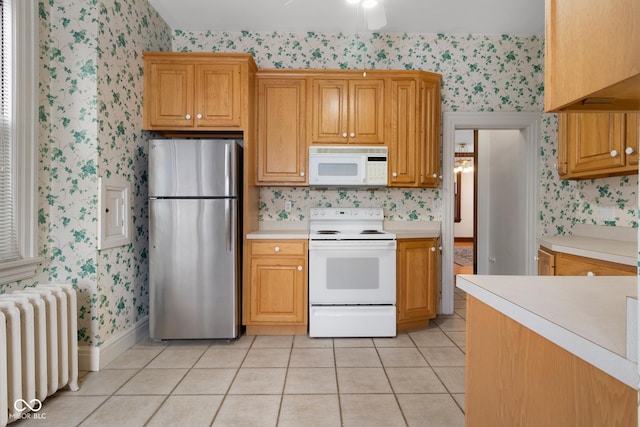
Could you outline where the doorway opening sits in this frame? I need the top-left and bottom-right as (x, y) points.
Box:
(441, 112), (541, 314)
(453, 129), (477, 278)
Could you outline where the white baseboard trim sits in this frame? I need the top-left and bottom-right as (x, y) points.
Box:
(78, 316), (149, 371)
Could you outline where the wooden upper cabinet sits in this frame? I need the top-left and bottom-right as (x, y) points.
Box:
(256, 75), (307, 185)
(387, 73), (441, 188)
(310, 77), (385, 145)
(418, 77), (441, 187)
(388, 78), (418, 185)
(143, 52), (256, 131)
(544, 0), (640, 111)
(558, 112), (639, 179)
(196, 63), (242, 127)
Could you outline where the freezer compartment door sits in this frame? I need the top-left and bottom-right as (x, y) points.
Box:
(149, 198), (240, 339)
(149, 139), (240, 197)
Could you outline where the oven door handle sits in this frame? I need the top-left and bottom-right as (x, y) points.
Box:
(309, 240), (396, 250)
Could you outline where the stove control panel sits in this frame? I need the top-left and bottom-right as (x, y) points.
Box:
(310, 207), (384, 221)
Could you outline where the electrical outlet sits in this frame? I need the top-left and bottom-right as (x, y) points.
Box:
(284, 200), (292, 213)
(599, 205), (615, 222)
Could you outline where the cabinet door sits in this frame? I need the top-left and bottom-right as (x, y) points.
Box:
(537, 248), (555, 276)
(397, 239), (439, 324)
(145, 62), (195, 128)
(555, 252), (636, 276)
(566, 113), (626, 174)
(626, 112), (639, 167)
(348, 79), (385, 144)
(388, 79), (418, 186)
(249, 257), (307, 323)
(418, 78), (441, 187)
(257, 78), (307, 184)
(311, 79), (349, 144)
(196, 63), (242, 128)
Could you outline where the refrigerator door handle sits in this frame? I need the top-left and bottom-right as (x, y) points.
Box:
(225, 142), (233, 197)
(225, 198), (232, 252)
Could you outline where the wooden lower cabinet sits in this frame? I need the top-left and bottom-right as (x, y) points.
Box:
(245, 240), (308, 335)
(467, 296), (636, 427)
(538, 247), (635, 276)
(396, 237), (440, 332)
(537, 247), (556, 276)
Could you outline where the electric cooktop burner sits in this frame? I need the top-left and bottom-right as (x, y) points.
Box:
(361, 229), (384, 235)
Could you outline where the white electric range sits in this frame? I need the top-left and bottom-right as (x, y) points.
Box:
(308, 207), (397, 337)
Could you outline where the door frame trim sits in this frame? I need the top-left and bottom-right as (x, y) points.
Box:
(441, 112), (541, 314)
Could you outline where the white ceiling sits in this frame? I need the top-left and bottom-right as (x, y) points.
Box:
(148, 0), (545, 35)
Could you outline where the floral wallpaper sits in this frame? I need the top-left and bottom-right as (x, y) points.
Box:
(174, 31), (638, 232)
(0, 0), (171, 349)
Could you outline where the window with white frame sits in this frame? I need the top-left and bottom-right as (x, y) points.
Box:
(0, 0), (40, 284)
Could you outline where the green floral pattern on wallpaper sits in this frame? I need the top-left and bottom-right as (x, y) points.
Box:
(0, 0), (170, 348)
(174, 30), (637, 232)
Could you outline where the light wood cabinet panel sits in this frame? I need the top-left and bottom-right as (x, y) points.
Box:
(310, 78), (384, 145)
(246, 240), (308, 331)
(396, 238), (440, 332)
(418, 77), (441, 187)
(554, 252), (635, 276)
(145, 62), (195, 128)
(544, 0), (640, 111)
(388, 79), (418, 185)
(387, 74), (442, 188)
(195, 63), (242, 127)
(466, 296), (636, 426)
(143, 52), (256, 131)
(537, 248), (555, 276)
(256, 76), (307, 185)
(557, 112), (638, 179)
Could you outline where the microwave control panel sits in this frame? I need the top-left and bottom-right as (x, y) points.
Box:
(366, 160), (388, 185)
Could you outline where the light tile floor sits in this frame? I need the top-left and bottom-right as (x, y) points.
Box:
(14, 289), (467, 427)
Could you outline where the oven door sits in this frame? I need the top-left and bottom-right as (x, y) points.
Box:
(309, 240), (396, 304)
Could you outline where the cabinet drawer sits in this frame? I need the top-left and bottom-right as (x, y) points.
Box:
(555, 253), (635, 276)
(249, 240), (307, 256)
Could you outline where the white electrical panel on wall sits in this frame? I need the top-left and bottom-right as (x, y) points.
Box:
(98, 176), (132, 250)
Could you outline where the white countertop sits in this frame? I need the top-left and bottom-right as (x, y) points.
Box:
(457, 274), (637, 388)
(538, 224), (637, 266)
(246, 220), (441, 240)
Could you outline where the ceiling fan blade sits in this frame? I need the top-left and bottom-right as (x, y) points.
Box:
(366, 3), (387, 30)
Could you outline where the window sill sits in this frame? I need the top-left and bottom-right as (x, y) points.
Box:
(0, 256), (43, 285)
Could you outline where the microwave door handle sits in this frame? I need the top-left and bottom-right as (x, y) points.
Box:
(361, 157), (366, 184)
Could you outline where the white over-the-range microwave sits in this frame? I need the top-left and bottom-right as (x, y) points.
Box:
(308, 146), (388, 188)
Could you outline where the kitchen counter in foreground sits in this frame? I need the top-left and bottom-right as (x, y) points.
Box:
(458, 274), (637, 426)
(457, 274), (636, 387)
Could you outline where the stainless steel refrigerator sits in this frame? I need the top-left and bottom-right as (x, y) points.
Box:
(148, 139), (242, 340)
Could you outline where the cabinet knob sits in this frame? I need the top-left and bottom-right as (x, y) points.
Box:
(610, 149), (618, 157)
(196, 113), (202, 119)
(392, 172), (398, 178)
(432, 173), (438, 178)
(350, 132), (355, 138)
(625, 146), (634, 155)
(274, 246), (280, 252)
(185, 114), (191, 120)
(439, 246), (443, 251)
(342, 132), (348, 138)
(587, 271), (595, 277)
(430, 247), (436, 252)
(297, 266), (303, 271)
(439, 175), (443, 179)
(300, 171), (305, 177)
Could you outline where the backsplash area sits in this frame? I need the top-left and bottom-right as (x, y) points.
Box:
(259, 187), (440, 222)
